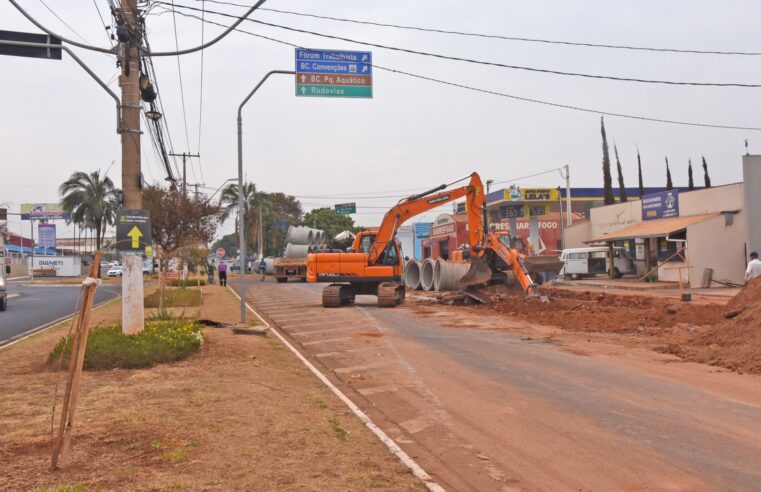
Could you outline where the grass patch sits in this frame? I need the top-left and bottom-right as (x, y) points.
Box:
(328, 415), (349, 441)
(48, 320), (203, 370)
(313, 397), (328, 410)
(144, 288), (201, 308)
(162, 448), (189, 463)
(167, 278), (206, 287)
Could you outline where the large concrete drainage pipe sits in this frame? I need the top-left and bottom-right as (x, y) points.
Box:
(434, 260), (472, 291)
(420, 258), (436, 291)
(264, 257), (276, 275)
(284, 243), (311, 259)
(404, 260), (422, 290)
(286, 226), (311, 245)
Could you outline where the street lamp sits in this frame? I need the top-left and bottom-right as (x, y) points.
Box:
(236, 69), (294, 323)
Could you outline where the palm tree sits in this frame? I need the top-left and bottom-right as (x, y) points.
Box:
(219, 182), (269, 254)
(59, 170), (120, 272)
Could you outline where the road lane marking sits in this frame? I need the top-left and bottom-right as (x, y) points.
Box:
(227, 285), (445, 492)
(334, 361), (391, 374)
(291, 326), (357, 337)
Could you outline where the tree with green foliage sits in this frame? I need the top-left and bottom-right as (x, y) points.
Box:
(688, 159), (695, 190)
(702, 156), (712, 188)
(211, 233), (252, 257)
(301, 208), (358, 249)
(665, 156), (674, 190)
(600, 117), (615, 205)
(614, 145), (627, 202)
(59, 169), (120, 276)
(637, 147), (645, 197)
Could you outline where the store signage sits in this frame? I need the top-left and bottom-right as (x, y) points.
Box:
(432, 223), (455, 237)
(501, 205), (524, 218)
(38, 223), (56, 251)
(21, 203), (69, 220)
(642, 190), (679, 220)
(502, 186), (559, 202)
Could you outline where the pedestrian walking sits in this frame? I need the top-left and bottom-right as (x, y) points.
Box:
(259, 257), (267, 281)
(218, 260), (228, 287)
(745, 251), (761, 282)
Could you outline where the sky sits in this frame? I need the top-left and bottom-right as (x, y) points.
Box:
(2, 0), (760, 242)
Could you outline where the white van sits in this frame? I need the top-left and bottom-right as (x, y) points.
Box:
(560, 247), (634, 280)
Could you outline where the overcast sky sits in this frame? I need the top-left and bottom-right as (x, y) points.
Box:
(2, 0), (760, 241)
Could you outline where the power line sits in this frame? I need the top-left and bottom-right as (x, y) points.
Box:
(169, 1), (198, 184)
(164, 2), (761, 88)
(37, 0), (89, 43)
(163, 10), (761, 132)
(91, 0), (114, 47)
(192, 0), (761, 57)
(491, 167), (563, 186)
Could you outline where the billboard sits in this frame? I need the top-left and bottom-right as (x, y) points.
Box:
(641, 190), (679, 221)
(503, 186), (560, 202)
(38, 223), (56, 251)
(20, 203), (69, 220)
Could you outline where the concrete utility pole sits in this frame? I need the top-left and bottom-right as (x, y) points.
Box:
(118, 0), (145, 334)
(564, 164), (572, 226)
(169, 152), (201, 196)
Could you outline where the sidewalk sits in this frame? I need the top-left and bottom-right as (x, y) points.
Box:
(0, 283), (423, 491)
(552, 277), (739, 302)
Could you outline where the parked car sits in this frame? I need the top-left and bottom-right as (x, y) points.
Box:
(0, 265), (10, 311)
(99, 261), (112, 271)
(107, 265), (123, 277)
(560, 247), (634, 280)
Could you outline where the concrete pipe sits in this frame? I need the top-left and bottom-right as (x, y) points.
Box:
(434, 260), (472, 291)
(404, 260), (422, 290)
(420, 258), (436, 291)
(286, 226), (311, 246)
(264, 257), (276, 275)
(284, 243), (311, 259)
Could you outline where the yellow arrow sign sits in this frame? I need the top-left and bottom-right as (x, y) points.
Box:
(127, 225), (142, 249)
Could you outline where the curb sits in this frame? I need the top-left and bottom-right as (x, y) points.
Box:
(227, 285), (446, 492)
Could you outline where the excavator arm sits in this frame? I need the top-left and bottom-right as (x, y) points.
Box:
(484, 232), (538, 295)
(366, 173), (485, 265)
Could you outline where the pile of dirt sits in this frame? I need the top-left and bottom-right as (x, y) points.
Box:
(462, 284), (726, 334)
(660, 277), (761, 374)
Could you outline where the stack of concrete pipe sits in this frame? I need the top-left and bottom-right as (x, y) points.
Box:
(405, 258), (472, 291)
(283, 226), (326, 259)
(263, 257), (276, 275)
(403, 260), (422, 290)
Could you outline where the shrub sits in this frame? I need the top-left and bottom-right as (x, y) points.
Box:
(144, 288), (201, 308)
(167, 278), (206, 287)
(48, 320), (203, 370)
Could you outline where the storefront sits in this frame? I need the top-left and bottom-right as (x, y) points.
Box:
(421, 214), (469, 260)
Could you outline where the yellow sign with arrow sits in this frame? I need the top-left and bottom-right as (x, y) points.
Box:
(116, 209), (152, 253)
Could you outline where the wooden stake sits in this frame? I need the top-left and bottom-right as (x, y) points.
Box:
(51, 250), (101, 470)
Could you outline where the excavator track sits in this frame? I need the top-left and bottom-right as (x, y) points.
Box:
(377, 282), (404, 308)
(322, 284), (355, 308)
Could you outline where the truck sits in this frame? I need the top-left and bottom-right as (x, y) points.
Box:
(274, 257), (307, 283)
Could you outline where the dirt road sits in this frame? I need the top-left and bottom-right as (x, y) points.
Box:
(235, 279), (761, 491)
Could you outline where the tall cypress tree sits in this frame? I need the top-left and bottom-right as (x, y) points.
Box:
(702, 155), (712, 188)
(637, 147), (644, 197)
(665, 156), (674, 190)
(687, 159), (694, 190)
(614, 145), (628, 202)
(601, 117), (615, 205)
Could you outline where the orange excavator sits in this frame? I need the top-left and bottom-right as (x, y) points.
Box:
(307, 172), (543, 307)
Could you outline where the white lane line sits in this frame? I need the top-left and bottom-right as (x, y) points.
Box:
(314, 351), (342, 358)
(302, 337), (351, 347)
(358, 385), (401, 396)
(0, 295), (121, 350)
(227, 286), (445, 492)
(7, 293), (20, 299)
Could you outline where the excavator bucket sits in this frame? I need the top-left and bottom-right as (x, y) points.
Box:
(522, 256), (565, 275)
(457, 255), (493, 287)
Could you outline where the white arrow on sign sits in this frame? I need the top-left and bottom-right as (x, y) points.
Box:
(300, 74), (306, 83)
(362, 65), (368, 73)
(300, 86), (306, 94)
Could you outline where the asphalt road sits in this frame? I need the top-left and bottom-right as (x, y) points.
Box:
(0, 281), (122, 347)
(234, 279), (761, 491)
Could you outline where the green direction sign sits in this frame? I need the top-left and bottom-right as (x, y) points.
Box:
(116, 209), (152, 254)
(296, 85), (372, 98)
(335, 202), (356, 215)
(295, 48), (373, 99)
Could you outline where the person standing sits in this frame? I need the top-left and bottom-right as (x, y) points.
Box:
(259, 257), (267, 281)
(218, 260), (228, 287)
(745, 251), (761, 282)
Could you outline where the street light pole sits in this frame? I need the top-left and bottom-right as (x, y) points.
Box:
(236, 69), (294, 322)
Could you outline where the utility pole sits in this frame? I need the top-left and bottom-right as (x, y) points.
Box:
(118, 0), (145, 334)
(169, 152), (200, 196)
(564, 164), (572, 226)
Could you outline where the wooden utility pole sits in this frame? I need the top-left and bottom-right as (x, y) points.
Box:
(169, 152), (200, 196)
(118, 0), (145, 334)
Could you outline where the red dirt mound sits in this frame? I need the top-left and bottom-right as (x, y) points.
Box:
(464, 284), (726, 334)
(661, 278), (761, 374)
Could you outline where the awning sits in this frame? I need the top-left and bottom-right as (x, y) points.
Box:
(588, 213), (719, 243)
